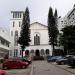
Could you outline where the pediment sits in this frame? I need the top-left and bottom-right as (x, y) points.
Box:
(30, 22), (48, 30)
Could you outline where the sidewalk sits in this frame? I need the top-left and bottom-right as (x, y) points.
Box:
(52, 62), (75, 74)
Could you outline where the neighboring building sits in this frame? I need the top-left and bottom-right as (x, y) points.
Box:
(67, 5), (75, 25)
(10, 11), (52, 57)
(10, 11), (23, 57)
(0, 28), (10, 59)
(58, 16), (64, 33)
(57, 5), (75, 53)
(58, 4), (75, 32)
(58, 15), (69, 33)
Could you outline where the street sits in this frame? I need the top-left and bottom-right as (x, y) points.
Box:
(33, 61), (75, 75)
(5, 65), (31, 75)
(5, 61), (75, 75)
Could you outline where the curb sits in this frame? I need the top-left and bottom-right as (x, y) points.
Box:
(30, 64), (33, 75)
(51, 63), (75, 74)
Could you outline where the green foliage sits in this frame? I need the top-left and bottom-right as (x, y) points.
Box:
(48, 7), (59, 53)
(18, 7), (31, 57)
(54, 9), (58, 18)
(60, 25), (75, 53)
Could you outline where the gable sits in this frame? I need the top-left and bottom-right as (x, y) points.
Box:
(30, 22), (48, 30)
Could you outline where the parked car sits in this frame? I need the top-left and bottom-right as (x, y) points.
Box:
(47, 56), (53, 62)
(2, 59), (29, 69)
(9, 57), (32, 64)
(0, 69), (7, 75)
(56, 57), (68, 65)
(21, 56), (32, 64)
(65, 55), (74, 58)
(47, 56), (62, 62)
(68, 55), (75, 68)
(21, 58), (32, 64)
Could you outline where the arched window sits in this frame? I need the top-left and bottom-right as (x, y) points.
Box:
(25, 50), (29, 56)
(15, 30), (18, 36)
(35, 49), (40, 56)
(46, 49), (49, 55)
(31, 50), (34, 56)
(34, 34), (40, 45)
(14, 30), (18, 46)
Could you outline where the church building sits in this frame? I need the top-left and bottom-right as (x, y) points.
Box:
(9, 11), (52, 58)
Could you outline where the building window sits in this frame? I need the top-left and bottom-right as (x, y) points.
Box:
(20, 13), (21, 18)
(14, 49), (18, 57)
(25, 50), (29, 56)
(15, 30), (18, 36)
(6, 42), (9, 47)
(1, 40), (5, 45)
(9, 50), (12, 56)
(34, 36), (36, 45)
(35, 49), (40, 56)
(13, 21), (15, 27)
(34, 34), (40, 45)
(20, 50), (22, 55)
(14, 50), (15, 57)
(18, 12), (19, 18)
(61, 21), (63, 22)
(14, 30), (18, 46)
(15, 12), (17, 18)
(31, 50), (34, 56)
(16, 49), (18, 57)
(11, 31), (13, 36)
(46, 49), (49, 55)
(13, 13), (15, 18)
(19, 21), (21, 27)
(72, 13), (74, 16)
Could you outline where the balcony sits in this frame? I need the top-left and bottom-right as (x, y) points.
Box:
(0, 44), (10, 51)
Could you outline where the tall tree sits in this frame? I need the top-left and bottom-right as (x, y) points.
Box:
(18, 7), (31, 58)
(60, 25), (75, 55)
(48, 7), (59, 55)
(54, 9), (58, 18)
(54, 8), (59, 45)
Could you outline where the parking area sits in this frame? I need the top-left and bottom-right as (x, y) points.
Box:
(1, 60), (75, 75)
(4, 65), (31, 75)
(51, 62), (75, 74)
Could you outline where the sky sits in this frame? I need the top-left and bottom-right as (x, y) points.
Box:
(0, 0), (75, 30)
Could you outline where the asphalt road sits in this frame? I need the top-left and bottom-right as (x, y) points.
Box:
(33, 61), (75, 75)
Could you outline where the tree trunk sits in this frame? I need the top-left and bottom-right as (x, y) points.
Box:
(52, 44), (55, 56)
(22, 50), (23, 58)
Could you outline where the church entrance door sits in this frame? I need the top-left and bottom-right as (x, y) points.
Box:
(35, 49), (40, 56)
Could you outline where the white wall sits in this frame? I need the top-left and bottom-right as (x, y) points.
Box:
(30, 22), (49, 45)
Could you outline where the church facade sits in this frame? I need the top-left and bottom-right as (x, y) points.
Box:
(24, 22), (52, 57)
(9, 11), (52, 58)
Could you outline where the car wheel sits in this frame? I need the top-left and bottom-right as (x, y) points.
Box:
(61, 62), (64, 65)
(58, 62), (61, 65)
(22, 65), (26, 69)
(3, 66), (8, 70)
(1, 73), (5, 75)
